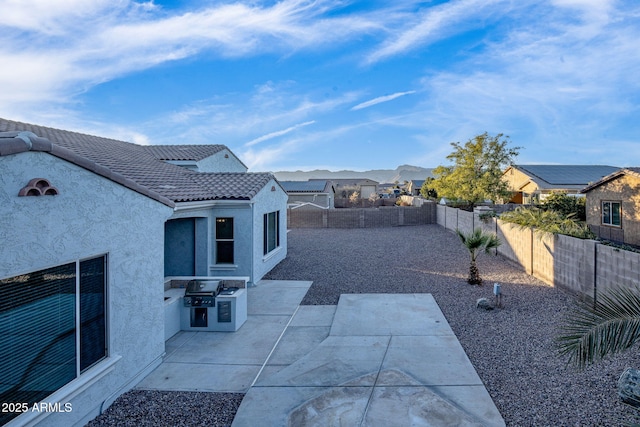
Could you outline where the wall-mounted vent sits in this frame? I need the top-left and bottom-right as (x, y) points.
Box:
(18, 178), (58, 197)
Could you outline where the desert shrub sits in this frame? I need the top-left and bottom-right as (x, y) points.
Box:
(500, 207), (595, 239)
(541, 192), (586, 221)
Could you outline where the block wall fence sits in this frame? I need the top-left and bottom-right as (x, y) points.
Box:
(287, 204), (436, 229)
(287, 203), (639, 301)
(436, 204), (640, 301)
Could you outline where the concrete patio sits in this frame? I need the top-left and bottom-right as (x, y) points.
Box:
(137, 280), (505, 426)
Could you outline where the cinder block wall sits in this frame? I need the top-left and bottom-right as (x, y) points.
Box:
(289, 204), (640, 301)
(497, 221), (533, 275)
(436, 205), (640, 301)
(436, 205), (447, 227)
(596, 245), (640, 295)
(287, 204), (436, 228)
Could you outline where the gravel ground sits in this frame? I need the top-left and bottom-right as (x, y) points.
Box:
(265, 226), (640, 426)
(89, 225), (639, 426)
(87, 391), (243, 427)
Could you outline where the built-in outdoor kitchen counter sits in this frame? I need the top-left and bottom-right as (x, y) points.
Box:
(164, 277), (248, 340)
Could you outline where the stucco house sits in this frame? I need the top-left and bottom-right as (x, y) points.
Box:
(502, 164), (619, 204)
(315, 178), (379, 200)
(280, 180), (335, 209)
(407, 180), (425, 196)
(0, 118), (287, 426)
(581, 167), (640, 246)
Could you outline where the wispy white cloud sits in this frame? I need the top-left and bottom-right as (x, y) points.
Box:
(145, 86), (360, 146)
(409, 0), (640, 163)
(244, 120), (315, 147)
(365, 0), (509, 64)
(351, 91), (416, 111)
(0, 0), (382, 117)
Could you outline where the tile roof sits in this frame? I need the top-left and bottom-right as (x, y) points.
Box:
(581, 167), (640, 193)
(280, 180), (333, 193)
(0, 118), (275, 203)
(144, 144), (226, 161)
(310, 178), (379, 186)
(514, 165), (620, 186)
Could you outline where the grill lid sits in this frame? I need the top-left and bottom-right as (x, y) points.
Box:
(185, 280), (220, 296)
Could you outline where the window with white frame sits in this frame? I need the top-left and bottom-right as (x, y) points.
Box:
(0, 255), (107, 425)
(263, 211), (280, 255)
(215, 217), (234, 264)
(602, 201), (621, 226)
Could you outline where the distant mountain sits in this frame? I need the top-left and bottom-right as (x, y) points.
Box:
(273, 165), (434, 184)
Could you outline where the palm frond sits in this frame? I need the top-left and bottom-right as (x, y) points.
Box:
(557, 286), (640, 369)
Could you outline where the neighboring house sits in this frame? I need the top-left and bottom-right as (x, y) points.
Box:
(407, 180), (425, 196)
(502, 164), (619, 204)
(314, 178), (379, 199)
(280, 180), (335, 209)
(581, 167), (640, 246)
(0, 118), (287, 426)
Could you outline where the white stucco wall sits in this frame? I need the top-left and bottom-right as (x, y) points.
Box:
(196, 149), (247, 173)
(252, 179), (288, 282)
(0, 151), (174, 426)
(169, 180), (287, 285)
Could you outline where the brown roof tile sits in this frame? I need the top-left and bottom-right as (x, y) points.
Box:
(0, 118), (274, 203)
(144, 144), (226, 161)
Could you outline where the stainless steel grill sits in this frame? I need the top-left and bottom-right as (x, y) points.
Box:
(183, 280), (221, 308)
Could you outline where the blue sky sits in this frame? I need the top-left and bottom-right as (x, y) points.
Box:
(0, 0), (639, 172)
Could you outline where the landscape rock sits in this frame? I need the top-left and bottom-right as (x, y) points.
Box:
(618, 368), (640, 407)
(476, 298), (494, 310)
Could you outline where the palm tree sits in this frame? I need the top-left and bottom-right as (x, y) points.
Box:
(455, 228), (501, 285)
(557, 286), (640, 369)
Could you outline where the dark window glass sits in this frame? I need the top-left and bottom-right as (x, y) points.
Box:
(602, 202), (611, 224)
(611, 202), (621, 226)
(80, 257), (106, 371)
(217, 241), (234, 264)
(263, 211), (280, 255)
(216, 218), (234, 264)
(602, 201), (621, 226)
(0, 256), (107, 425)
(216, 218), (233, 240)
(0, 263), (77, 425)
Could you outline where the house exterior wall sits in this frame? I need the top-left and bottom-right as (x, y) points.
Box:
(196, 148), (247, 173)
(0, 151), (173, 427)
(287, 192), (334, 209)
(585, 174), (640, 246)
(167, 180), (287, 285)
(251, 179), (288, 283)
(167, 204), (253, 280)
(503, 168), (535, 193)
(208, 203), (254, 280)
(360, 184), (376, 199)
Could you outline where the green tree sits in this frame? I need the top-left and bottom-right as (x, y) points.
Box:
(420, 177), (438, 199)
(455, 228), (501, 285)
(432, 132), (520, 207)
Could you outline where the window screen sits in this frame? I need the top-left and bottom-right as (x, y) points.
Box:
(0, 255), (106, 425)
(602, 201), (621, 226)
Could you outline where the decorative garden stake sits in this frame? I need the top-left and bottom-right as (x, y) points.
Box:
(494, 283), (502, 308)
